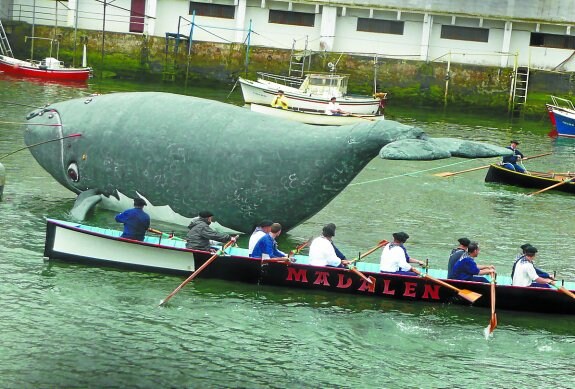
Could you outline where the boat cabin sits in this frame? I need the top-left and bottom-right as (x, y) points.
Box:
(298, 73), (349, 98)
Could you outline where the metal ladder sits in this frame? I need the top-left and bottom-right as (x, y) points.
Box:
(0, 19), (14, 57)
(288, 36), (310, 78)
(512, 66), (530, 115)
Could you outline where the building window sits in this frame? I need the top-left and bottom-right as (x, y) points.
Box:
(357, 18), (404, 35)
(441, 25), (489, 42)
(530, 32), (575, 49)
(269, 10), (315, 27)
(189, 2), (235, 19)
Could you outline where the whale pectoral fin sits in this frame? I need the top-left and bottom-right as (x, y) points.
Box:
(379, 138), (514, 160)
(70, 189), (102, 220)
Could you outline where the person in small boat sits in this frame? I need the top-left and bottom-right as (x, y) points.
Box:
(309, 224), (350, 267)
(501, 140), (526, 173)
(271, 90), (289, 109)
(447, 237), (471, 279)
(186, 211), (235, 252)
(250, 223), (288, 260)
(512, 246), (555, 288)
(379, 232), (425, 275)
(511, 243), (555, 282)
(248, 220), (273, 256)
(325, 97), (347, 116)
(115, 198), (150, 241)
(450, 242), (496, 282)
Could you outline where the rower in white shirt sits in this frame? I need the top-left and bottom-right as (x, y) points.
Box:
(309, 224), (350, 267)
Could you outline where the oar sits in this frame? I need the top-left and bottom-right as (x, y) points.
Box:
(484, 272), (497, 338)
(528, 177), (574, 196)
(159, 239), (235, 306)
(348, 266), (373, 284)
(148, 227), (185, 241)
(348, 239), (389, 265)
(347, 113), (376, 121)
(415, 270), (482, 303)
(434, 152), (552, 177)
(289, 237), (313, 257)
(550, 283), (575, 300)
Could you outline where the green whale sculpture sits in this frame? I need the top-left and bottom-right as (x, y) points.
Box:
(24, 92), (511, 233)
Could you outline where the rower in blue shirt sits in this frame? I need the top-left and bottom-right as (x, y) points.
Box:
(501, 140), (525, 173)
(250, 223), (288, 260)
(115, 198), (150, 241)
(451, 242), (496, 282)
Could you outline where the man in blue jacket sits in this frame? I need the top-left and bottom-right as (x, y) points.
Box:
(250, 223), (288, 260)
(115, 198), (150, 241)
(451, 242), (496, 282)
(501, 140), (525, 173)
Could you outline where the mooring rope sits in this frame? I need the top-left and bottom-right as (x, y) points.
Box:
(349, 158), (478, 186)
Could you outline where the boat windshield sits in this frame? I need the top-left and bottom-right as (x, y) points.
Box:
(301, 74), (349, 97)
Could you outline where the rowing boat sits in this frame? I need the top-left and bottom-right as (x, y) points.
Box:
(44, 219), (575, 314)
(485, 164), (575, 194)
(249, 103), (383, 125)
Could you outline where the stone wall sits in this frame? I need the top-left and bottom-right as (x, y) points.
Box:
(5, 22), (574, 114)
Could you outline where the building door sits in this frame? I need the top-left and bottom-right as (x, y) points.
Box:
(130, 0), (146, 33)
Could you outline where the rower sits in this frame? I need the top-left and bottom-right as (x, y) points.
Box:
(451, 242), (496, 282)
(271, 90), (289, 110)
(379, 232), (424, 275)
(501, 140), (526, 173)
(512, 246), (555, 288)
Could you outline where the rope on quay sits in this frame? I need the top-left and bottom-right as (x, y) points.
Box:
(349, 159), (478, 187)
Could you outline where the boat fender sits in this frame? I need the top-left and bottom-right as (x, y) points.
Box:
(0, 162), (5, 201)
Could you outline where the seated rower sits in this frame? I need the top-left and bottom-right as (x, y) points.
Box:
(379, 232), (424, 275)
(451, 242), (496, 282)
(271, 90), (289, 110)
(501, 140), (526, 173)
(250, 223), (288, 260)
(248, 220), (273, 256)
(512, 246), (555, 288)
(309, 224), (350, 268)
(511, 243), (554, 281)
(447, 237), (470, 279)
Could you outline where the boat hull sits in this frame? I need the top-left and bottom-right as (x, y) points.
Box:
(485, 164), (575, 194)
(44, 219), (575, 314)
(249, 103), (383, 125)
(239, 77), (381, 115)
(0, 56), (91, 82)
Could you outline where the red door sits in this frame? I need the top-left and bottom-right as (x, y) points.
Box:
(130, 0), (146, 33)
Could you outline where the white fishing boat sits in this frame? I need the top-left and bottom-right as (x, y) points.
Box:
(239, 72), (387, 116)
(249, 103), (384, 126)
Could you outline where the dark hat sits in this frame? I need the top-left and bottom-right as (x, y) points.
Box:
(510, 140), (520, 144)
(520, 243), (532, 251)
(133, 198), (147, 207)
(199, 211), (213, 218)
(392, 231), (409, 243)
(322, 224), (336, 238)
(525, 246), (538, 255)
(278, 90), (284, 94)
(258, 220), (273, 227)
(458, 237), (471, 247)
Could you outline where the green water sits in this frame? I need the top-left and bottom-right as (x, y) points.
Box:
(1, 74), (574, 388)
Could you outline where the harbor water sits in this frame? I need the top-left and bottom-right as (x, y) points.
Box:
(0, 75), (574, 388)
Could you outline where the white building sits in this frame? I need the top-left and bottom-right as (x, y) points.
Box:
(5, 0), (575, 71)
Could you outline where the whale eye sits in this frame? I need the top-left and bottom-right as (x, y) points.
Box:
(67, 162), (80, 182)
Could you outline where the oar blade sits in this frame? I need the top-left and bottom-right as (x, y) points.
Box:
(458, 289), (482, 303)
(559, 286), (575, 300)
(433, 172), (455, 177)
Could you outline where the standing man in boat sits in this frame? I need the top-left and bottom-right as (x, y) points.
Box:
(186, 211), (235, 252)
(248, 220), (273, 256)
(271, 90), (289, 109)
(308, 224), (350, 267)
(379, 232), (425, 274)
(325, 97), (347, 116)
(501, 140), (526, 173)
(511, 243), (555, 282)
(451, 242), (496, 282)
(512, 246), (555, 288)
(250, 223), (289, 260)
(447, 237), (471, 279)
(115, 198), (150, 241)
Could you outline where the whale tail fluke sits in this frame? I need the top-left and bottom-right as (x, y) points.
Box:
(70, 189), (102, 220)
